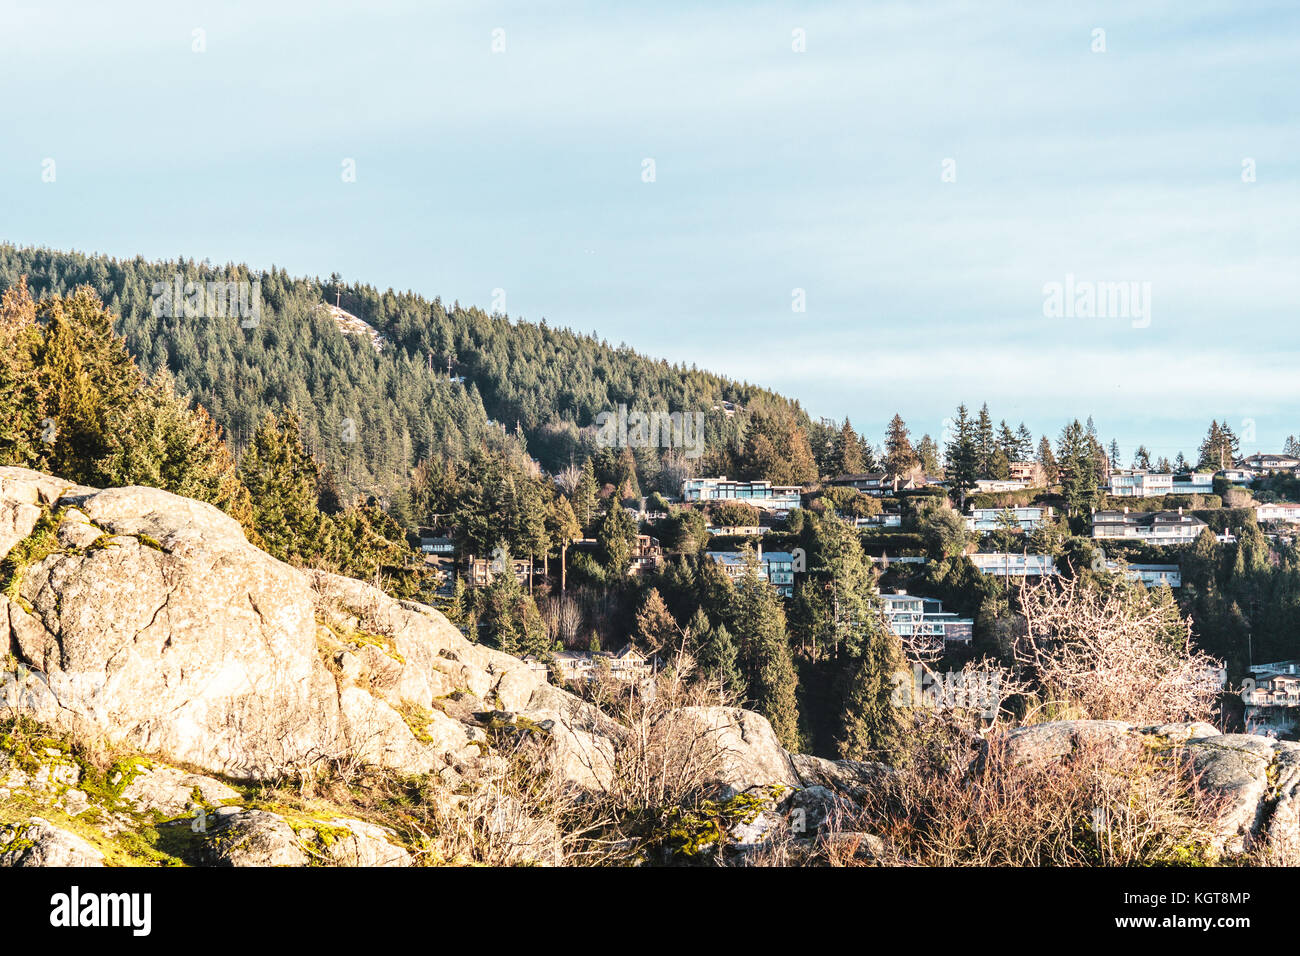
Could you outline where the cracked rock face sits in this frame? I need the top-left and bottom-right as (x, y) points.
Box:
(0, 467), (616, 789)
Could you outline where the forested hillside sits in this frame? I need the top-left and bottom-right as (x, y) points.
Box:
(0, 244), (808, 500)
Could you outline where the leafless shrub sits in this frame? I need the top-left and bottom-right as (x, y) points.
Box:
(412, 736), (602, 866)
(555, 464), (582, 497)
(1015, 575), (1223, 725)
(854, 728), (1225, 866)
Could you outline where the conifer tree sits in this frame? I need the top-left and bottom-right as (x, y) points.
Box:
(238, 408), (331, 563)
(686, 607), (743, 696)
(634, 588), (678, 655)
(0, 278), (44, 465)
(944, 404), (979, 507)
(884, 414), (919, 479)
(831, 419), (864, 476)
(727, 548), (800, 749)
(597, 500), (637, 577)
(574, 458), (599, 532)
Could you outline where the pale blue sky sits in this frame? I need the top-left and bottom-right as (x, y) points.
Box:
(2, 0), (1297, 462)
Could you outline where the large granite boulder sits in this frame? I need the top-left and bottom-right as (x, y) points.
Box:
(0, 467), (617, 789)
(655, 707), (801, 795)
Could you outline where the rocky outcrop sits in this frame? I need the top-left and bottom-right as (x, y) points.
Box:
(788, 753), (894, 800)
(6, 467), (1298, 868)
(1002, 719), (1137, 764)
(196, 808), (412, 867)
(0, 817), (105, 866)
(118, 765), (241, 817)
(0, 467), (615, 791)
(655, 707), (801, 796)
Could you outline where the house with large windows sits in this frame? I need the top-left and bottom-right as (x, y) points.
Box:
(973, 479), (1029, 493)
(856, 512), (903, 529)
(969, 552), (1059, 577)
(1107, 469), (1216, 497)
(1258, 503), (1300, 525)
(1091, 508), (1207, 546)
(1244, 661), (1300, 735)
(1008, 461), (1046, 486)
(1238, 453), (1300, 475)
(705, 548), (796, 596)
(1106, 562), (1182, 588)
(826, 472), (925, 496)
(681, 477), (802, 513)
(880, 591), (974, 648)
(966, 505), (1055, 532)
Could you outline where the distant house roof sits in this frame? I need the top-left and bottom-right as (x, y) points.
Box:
(1238, 453), (1300, 469)
(706, 550), (794, 566)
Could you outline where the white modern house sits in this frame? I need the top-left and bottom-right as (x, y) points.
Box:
(1091, 508), (1207, 546)
(1218, 468), (1256, 486)
(1257, 503), (1300, 525)
(682, 477), (802, 513)
(968, 552), (1059, 577)
(973, 479), (1029, 493)
(1106, 561), (1182, 588)
(826, 472), (928, 496)
(966, 505), (1055, 532)
(1107, 469), (1216, 497)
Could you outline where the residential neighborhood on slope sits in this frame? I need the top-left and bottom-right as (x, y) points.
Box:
(414, 448), (1300, 617)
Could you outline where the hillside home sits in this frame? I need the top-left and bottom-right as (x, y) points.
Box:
(550, 644), (656, 683)
(1091, 508), (1207, 546)
(968, 552), (1059, 577)
(973, 479), (1029, 493)
(1107, 469), (1215, 497)
(1238, 453), (1300, 474)
(706, 549), (796, 597)
(1244, 664), (1300, 735)
(827, 472), (924, 496)
(1106, 562), (1182, 588)
(1108, 470), (1174, 497)
(628, 535), (664, 577)
(1218, 468), (1256, 486)
(681, 477), (802, 512)
(966, 505), (1055, 532)
(706, 524), (765, 536)
(1008, 461), (1046, 486)
(880, 591), (974, 648)
(1258, 503), (1300, 525)
(418, 535), (455, 555)
(465, 554), (532, 587)
(855, 513), (903, 529)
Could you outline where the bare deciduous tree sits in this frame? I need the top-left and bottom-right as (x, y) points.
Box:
(1015, 576), (1223, 725)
